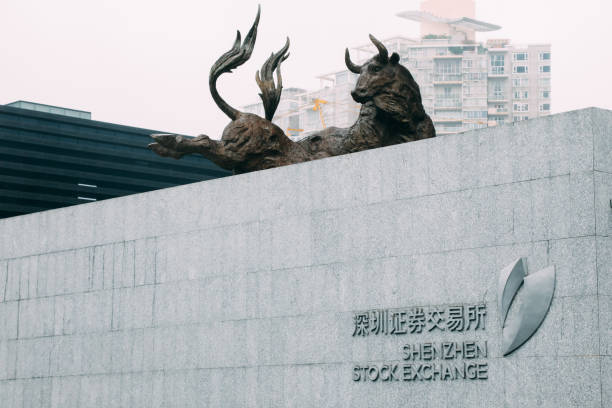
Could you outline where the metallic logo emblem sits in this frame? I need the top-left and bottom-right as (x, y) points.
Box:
(498, 258), (555, 356)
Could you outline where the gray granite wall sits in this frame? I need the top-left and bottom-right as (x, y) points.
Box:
(0, 108), (610, 407)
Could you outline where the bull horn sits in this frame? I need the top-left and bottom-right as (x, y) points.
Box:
(369, 34), (388, 63)
(345, 48), (362, 73)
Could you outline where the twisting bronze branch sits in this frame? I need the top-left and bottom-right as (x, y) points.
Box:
(255, 37), (290, 121)
(208, 5), (261, 120)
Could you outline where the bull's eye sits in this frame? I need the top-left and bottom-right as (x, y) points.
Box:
(369, 65), (382, 73)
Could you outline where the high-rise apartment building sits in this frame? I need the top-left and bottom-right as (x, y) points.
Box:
(242, 6), (551, 140)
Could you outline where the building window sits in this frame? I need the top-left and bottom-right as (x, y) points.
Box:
(513, 65), (528, 74)
(465, 72), (486, 81)
(541, 90), (550, 98)
(540, 103), (550, 111)
(539, 78), (551, 87)
(289, 114), (300, 129)
(540, 52), (551, 60)
(434, 61), (461, 81)
(491, 66), (505, 75)
(539, 65), (551, 73)
(409, 48), (424, 57)
(513, 103), (529, 112)
(514, 115), (529, 121)
(494, 104), (506, 113)
(512, 78), (529, 87)
(463, 59), (473, 69)
(490, 83), (504, 99)
(463, 110), (487, 119)
(490, 54), (505, 74)
(437, 61), (461, 74)
(513, 52), (528, 61)
(513, 90), (529, 99)
(491, 55), (505, 66)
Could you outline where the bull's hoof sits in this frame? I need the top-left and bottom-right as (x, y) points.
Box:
(148, 142), (184, 159)
(151, 133), (184, 150)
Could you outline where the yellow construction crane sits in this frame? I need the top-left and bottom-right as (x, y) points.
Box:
(278, 98), (332, 136)
(312, 98), (328, 128)
(286, 127), (304, 137)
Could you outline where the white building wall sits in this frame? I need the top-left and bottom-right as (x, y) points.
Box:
(243, 38), (550, 138)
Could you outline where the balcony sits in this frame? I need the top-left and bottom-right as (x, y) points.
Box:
(488, 107), (508, 115)
(433, 54), (462, 59)
(488, 95), (507, 102)
(434, 98), (462, 109)
(433, 117), (463, 123)
(433, 73), (462, 84)
(488, 67), (508, 77)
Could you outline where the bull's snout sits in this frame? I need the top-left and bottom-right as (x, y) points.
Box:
(351, 87), (368, 103)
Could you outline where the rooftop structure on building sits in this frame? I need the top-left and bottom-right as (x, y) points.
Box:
(242, 3), (551, 141)
(7, 100), (92, 120)
(0, 101), (230, 219)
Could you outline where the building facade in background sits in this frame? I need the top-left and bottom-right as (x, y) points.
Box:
(243, 3), (551, 140)
(0, 101), (230, 219)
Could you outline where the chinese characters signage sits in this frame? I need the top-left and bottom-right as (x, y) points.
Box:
(352, 304), (486, 336)
(351, 303), (489, 383)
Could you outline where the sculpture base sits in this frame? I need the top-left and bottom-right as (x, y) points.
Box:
(0, 108), (610, 407)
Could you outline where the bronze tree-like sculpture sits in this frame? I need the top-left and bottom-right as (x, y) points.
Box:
(148, 6), (435, 173)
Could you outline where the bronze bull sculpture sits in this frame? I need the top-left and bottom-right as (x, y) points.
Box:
(149, 6), (435, 173)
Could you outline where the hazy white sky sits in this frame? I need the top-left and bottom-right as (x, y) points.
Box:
(1, 0), (611, 137)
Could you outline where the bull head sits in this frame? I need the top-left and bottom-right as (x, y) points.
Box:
(346, 34), (401, 103)
(345, 34), (395, 73)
